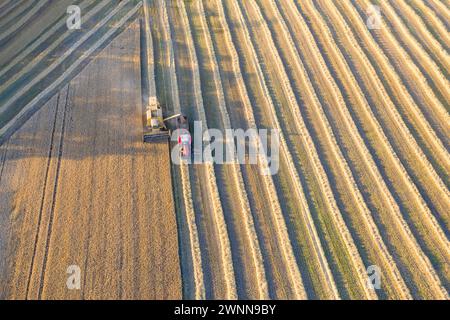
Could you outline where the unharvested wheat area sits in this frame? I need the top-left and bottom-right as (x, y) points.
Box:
(0, 0), (449, 300)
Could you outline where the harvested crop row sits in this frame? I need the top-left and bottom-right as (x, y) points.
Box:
(240, 0), (372, 299)
(290, 0), (447, 298)
(205, 0), (308, 299)
(0, 0), (51, 44)
(316, 0), (450, 259)
(357, 0), (450, 105)
(426, 0), (450, 25)
(335, 0), (450, 233)
(162, 0), (226, 299)
(159, 0), (180, 112)
(195, 0), (270, 299)
(263, 0), (411, 299)
(179, 163), (205, 299)
(0, 0), (13, 10)
(175, 1), (253, 298)
(155, 0), (206, 299)
(0, 0), (97, 87)
(0, 0), (81, 65)
(368, 0), (450, 141)
(216, 0), (338, 299)
(0, 0), (21, 20)
(210, 0), (283, 299)
(160, 0), (237, 299)
(339, 1), (450, 176)
(0, 2), (142, 142)
(0, 0), (83, 79)
(335, 0), (450, 224)
(348, 0), (450, 180)
(232, 0), (345, 298)
(0, 0), (125, 115)
(144, 0), (205, 300)
(242, 0), (343, 299)
(0, 0), (36, 30)
(408, 0), (450, 50)
(389, 0), (450, 72)
(220, 0), (320, 299)
(309, 0), (449, 296)
(142, 0), (156, 98)
(336, 0), (450, 195)
(315, 0), (450, 255)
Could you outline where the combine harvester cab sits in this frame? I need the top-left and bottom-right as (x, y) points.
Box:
(143, 97), (170, 142)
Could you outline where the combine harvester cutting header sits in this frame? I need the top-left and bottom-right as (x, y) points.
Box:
(143, 97), (191, 160)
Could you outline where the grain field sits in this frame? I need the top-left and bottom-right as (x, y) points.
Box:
(0, 20), (182, 299)
(0, 0), (448, 300)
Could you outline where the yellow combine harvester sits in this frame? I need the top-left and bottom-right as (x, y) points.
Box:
(143, 95), (191, 137)
(143, 97), (170, 142)
(143, 97), (192, 159)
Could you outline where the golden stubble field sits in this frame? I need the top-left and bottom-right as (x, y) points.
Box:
(0, 0), (449, 300)
(0, 21), (181, 299)
(150, 0), (449, 300)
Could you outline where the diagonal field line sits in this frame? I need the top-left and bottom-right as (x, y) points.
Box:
(0, 0), (31, 27)
(0, 0), (130, 116)
(0, 0), (17, 16)
(0, 0), (13, 11)
(0, 1), (142, 139)
(0, 0), (109, 89)
(0, 0), (50, 43)
(0, 0), (90, 78)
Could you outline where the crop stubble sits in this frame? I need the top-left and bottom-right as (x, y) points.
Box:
(0, 21), (182, 299)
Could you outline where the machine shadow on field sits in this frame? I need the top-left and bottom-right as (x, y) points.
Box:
(0, 52), (169, 162)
